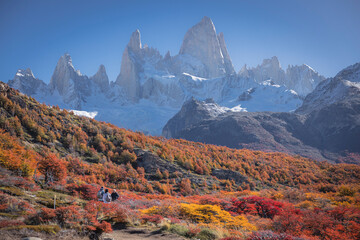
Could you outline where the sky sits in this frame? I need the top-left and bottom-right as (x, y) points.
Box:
(0, 0), (360, 83)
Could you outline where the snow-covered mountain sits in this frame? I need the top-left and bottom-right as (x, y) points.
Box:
(296, 62), (360, 114)
(163, 62), (360, 163)
(7, 16), (325, 135)
(239, 56), (325, 97)
(8, 68), (48, 97)
(177, 16), (235, 78)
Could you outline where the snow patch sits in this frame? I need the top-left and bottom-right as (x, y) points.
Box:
(183, 72), (207, 81)
(230, 105), (247, 112)
(71, 110), (98, 119)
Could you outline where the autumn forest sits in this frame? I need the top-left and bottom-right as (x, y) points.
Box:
(0, 81), (359, 240)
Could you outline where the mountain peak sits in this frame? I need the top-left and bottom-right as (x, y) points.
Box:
(261, 56), (280, 68)
(50, 53), (87, 101)
(15, 68), (35, 78)
(9, 68), (48, 96)
(178, 17), (233, 78)
(60, 53), (73, 65)
(91, 64), (109, 92)
(335, 62), (360, 82)
(200, 16), (215, 29)
(54, 53), (76, 73)
(128, 29), (142, 51)
(98, 64), (106, 73)
(164, 50), (171, 60)
(239, 64), (249, 77)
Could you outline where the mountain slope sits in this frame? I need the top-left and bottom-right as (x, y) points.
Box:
(2, 81), (359, 189)
(163, 63), (360, 163)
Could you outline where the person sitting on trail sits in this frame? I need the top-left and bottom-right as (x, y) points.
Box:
(97, 186), (105, 201)
(103, 189), (112, 203)
(111, 189), (119, 201)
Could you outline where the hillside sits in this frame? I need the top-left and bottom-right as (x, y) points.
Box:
(0, 81), (360, 240)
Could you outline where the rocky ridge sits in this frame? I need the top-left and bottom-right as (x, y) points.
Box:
(163, 63), (360, 163)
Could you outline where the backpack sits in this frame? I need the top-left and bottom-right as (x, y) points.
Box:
(97, 190), (103, 199)
(112, 192), (119, 201)
(105, 193), (111, 202)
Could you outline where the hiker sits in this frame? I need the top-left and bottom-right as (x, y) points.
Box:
(97, 187), (105, 201)
(103, 189), (112, 203)
(111, 189), (119, 201)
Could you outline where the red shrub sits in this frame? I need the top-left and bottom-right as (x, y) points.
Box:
(66, 183), (98, 200)
(141, 214), (163, 224)
(94, 221), (112, 233)
(247, 231), (299, 240)
(85, 200), (129, 223)
(27, 205), (80, 227)
(55, 205), (81, 227)
(273, 207), (360, 240)
(27, 207), (56, 224)
(169, 217), (181, 224)
(231, 196), (284, 219)
(220, 237), (243, 240)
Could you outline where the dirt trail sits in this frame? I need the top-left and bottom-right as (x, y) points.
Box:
(102, 227), (186, 240)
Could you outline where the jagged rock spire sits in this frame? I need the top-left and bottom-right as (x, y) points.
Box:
(50, 54), (77, 95)
(217, 32), (235, 75)
(128, 29), (142, 51)
(49, 53), (91, 109)
(179, 16), (234, 78)
(91, 64), (109, 93)
(115, 30), (143, 101)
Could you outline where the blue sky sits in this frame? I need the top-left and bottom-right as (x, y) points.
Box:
(0, 0), (359, 82)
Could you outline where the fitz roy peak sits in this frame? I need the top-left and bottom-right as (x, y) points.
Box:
(8, 17), (325, 135)
(178, 16), (235, 78)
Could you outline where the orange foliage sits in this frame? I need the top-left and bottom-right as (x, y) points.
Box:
(38, 152), (67, 184)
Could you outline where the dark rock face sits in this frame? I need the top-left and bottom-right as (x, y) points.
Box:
(136, 150), (185, 177)
(164, 105), (328, 161)
(135, 149), (223, 186)
(162, 63), (360, 163)
(162, 97), (218, 138)
(303, 98), (360, 154)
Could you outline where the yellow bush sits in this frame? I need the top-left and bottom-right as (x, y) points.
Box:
(179, 203), (256, 231)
